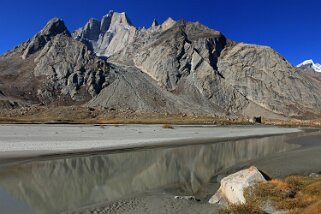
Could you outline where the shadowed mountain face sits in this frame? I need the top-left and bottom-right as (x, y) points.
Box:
(1, 12), (321, 119)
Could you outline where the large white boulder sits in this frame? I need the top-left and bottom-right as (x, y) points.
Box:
(209, 166), (267, 205)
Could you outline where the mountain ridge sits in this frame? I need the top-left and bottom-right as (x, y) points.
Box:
(1, 11), (321, 121)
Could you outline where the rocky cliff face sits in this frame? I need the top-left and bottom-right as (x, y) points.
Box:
(73, 10), (136, 57)
(218, 44), (321, 117)
(0, 18), (112, 106)
(1, 11), (321, 119)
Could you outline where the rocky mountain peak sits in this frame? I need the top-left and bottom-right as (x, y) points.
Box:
(297, 59), (321, 73)
(40, 17), (70, 37)
(151, 19), (159, 28)
(22, 18), (70, 59)
(100, 10), (133, 33)
(161, 17), (176, 30)
(79, 18), (101, 41)
(110, 11), (133, 27)
(73, 11), (136, 57)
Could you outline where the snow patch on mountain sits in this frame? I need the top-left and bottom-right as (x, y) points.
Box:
(297, 59), (321, 72)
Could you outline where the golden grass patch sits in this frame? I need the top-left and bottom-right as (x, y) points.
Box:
(219, 176), (321, 214)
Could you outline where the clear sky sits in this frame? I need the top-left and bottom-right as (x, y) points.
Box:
(1, 0), (320, 65)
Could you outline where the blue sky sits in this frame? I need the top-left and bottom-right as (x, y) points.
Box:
(1, 0), (320, 65)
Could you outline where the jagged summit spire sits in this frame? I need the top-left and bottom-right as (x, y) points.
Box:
(151, 19), (159, 28)
(99, 11), (134, 33)
(104, 11), (133, 26)
(73, 10), (136, 57)
(22, 17), (70, 59)
(40, 17), (70, 36)
(161, 17), (176, 30)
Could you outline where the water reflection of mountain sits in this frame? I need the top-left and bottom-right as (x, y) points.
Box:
(0, 135), (299, 214)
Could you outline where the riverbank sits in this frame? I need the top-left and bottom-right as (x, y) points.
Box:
(0, 124), (301, 161)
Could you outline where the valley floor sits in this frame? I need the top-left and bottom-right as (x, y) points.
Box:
(0, 124), (300, 160)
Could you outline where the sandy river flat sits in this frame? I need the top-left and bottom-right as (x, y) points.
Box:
(0, 124), (301, 159)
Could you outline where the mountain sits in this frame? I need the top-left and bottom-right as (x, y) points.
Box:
(1, 11), (321, 120)
(297, 60), (321, 73)
(296, 60), (321, 89)
(73, 10), (136, 57)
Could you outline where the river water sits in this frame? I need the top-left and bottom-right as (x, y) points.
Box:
(0, 131), (312, 214)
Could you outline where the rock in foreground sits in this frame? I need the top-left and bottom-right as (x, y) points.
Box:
(209, 166), (267, 205)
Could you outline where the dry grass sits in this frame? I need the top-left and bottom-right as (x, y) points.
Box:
(264, 118), (321, 128)
(1, 105), (321, 127)
(252, 176), (321, 213)
(217, 203), (264, 214)
(0, 106), (251, 125)
(219, 176), (321, 214)
(302, 201), (321, 214)
(162, 124), (174, 129)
